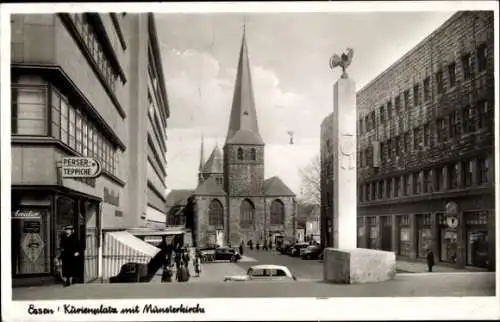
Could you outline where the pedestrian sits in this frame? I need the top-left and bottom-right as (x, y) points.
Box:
(426, 249), (435, 272)
(174, 249), (181, 270)
(263, 240), (268, 251)
(249, 240), (254, 250)
(239, 241), (244, 256)
(59, 225), (81, 287)
(176, 261), (190, 282)
(269, 240), (273, 251)
(194, 252), (201, 277)
(161, 264), (173, 283)
(256, 242), (260, 251)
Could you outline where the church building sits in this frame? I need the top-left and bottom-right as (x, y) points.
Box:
(168, 30), (297, 248)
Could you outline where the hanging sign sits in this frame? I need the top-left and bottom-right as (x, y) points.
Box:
(446, 216), (459, 229)
(61, 157), (102, 178)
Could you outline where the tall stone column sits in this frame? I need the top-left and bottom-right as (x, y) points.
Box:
(323, 50), (395, 284)
(331, 76), (357, 249)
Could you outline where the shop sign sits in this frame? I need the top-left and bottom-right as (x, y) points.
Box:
(62, 157), (102, 178)
(23, 221), (41, 233)
(13, 209), (41, 219)
(22, 233), (44, 263)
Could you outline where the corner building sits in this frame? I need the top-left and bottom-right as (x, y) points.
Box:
(10, 13), (170, 286)
(168, 31), (297, 248)
(354, 11), (495, 270)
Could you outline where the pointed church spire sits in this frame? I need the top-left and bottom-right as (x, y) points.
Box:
(199, 135), (205, 171)
(225, 25), (265, 145)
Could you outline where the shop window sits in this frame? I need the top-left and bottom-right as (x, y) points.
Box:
(465, 211), (489, 268)
(413, 84), (421, 106)
(461, 53), (472, 81)
(423, 77), (431, 101)
(399, 225), (410, 257)
(448, 62), (457, 88)
(366, 217), (377, 249)
(11, 207), (51, 275)
(477, 157), (489, 185)
(11, 84), (49, 136)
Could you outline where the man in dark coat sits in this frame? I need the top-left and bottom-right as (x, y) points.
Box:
(426, 249), (435, 272)
(59, 225), (81, 287)
(239, 241), (244, 256)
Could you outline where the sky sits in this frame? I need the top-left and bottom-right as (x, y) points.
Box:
(156, 11), (456, 195)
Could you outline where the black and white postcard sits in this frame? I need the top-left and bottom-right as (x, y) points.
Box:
(1, 1), (499, 321)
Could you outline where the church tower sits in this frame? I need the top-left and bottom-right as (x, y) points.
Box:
(223, 28), (265, 196)
(198, 136), (205, 184)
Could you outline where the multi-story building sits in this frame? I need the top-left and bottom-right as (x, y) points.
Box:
(321, 11), (495, 271)
(10, 13), (169, 286)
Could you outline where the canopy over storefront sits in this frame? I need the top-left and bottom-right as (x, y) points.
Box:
(102, 231), (160, 280)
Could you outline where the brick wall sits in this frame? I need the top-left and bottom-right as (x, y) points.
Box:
(357, 11), (494, 184)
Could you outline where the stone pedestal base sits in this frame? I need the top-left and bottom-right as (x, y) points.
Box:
(323, 248), (396, 284)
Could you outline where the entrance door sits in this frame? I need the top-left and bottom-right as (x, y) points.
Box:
(83, 201), (99, 283)
(466, 229), (488, 268)
(216, 230), (224, 247)
(381, 225), (392, 251)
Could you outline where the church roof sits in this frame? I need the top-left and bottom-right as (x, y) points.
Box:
(166, 189), (194, 207)
(262, 176), (295, 196)
(194, 176), (227, 196)
(225, 31), (264, 146)
(201, 145), (223, 173)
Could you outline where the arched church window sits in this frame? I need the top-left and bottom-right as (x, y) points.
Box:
(237, 147), (243, 160)
(270, 199), (285, 225)
(208, 199), (224, 228)
(240, 199), (255, 228)
(250, 148), (256, 161)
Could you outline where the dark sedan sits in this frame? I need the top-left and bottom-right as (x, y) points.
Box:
(214, 247), (241, 262)
(301, 245), (322, 260)
(288, 243), (309, 257)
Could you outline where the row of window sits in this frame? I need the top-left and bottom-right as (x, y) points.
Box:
(237, 147), (257, 161)
(147, 91), (167, 156)
(11, 82), (119, 177)
(360, 43), (489, 133)
(359, 156), (489, 202)
(207, 199), (285, 228)
(70, 13), (118, 92)
(358, 100), (491, 168)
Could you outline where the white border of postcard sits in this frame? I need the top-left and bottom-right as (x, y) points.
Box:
(1, 1), (499, 321)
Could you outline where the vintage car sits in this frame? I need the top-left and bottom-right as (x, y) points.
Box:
(301, 244), (322, 260)
(224, 264), (297, 282)
(200, 246), (241, 262)
(288, 243), (309, 257)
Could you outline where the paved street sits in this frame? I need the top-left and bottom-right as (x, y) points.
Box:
(237, 248), (323, 280)
(12, 272), (495, 300)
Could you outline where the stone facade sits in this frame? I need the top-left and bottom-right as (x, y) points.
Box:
(321, 11), (495, 270)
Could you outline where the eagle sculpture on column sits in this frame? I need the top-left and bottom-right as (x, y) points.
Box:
(329, 48), (354, 78)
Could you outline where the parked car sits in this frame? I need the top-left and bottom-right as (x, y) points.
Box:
(224, 264), (297, 282)
(214, 247), (241, 262)
(288, 243), (309, 257)
(301, 244), (322, 260)
(279, 243), (292, 255)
